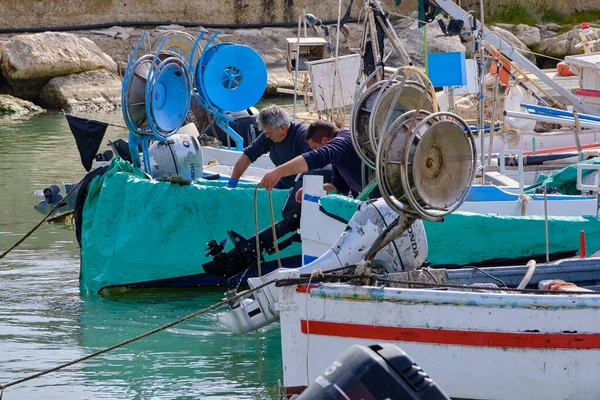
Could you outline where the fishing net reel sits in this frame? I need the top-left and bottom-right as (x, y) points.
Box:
(121, 29), (268, 173)
(376, 110), (477, 221)
(350, 67), (437, 169)
(122, 31), (194, 171)
(192, 32), (268, 150)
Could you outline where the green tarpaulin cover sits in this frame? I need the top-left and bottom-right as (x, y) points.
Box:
(525, 156), (600, 195)
(80, 158), (298, 293)
(319, 194), (600, 266)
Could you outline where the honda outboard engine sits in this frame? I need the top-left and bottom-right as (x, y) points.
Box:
(146, 134), (203, 180)
(201, 107), (260, 148)
(220, 197), (427, 333)
(219, 70), (477, 334)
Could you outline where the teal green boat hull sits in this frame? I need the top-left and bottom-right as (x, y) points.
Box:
(80, 158), (299, 293)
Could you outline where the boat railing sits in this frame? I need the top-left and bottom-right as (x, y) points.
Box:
(577, 163), (600, 193)
(499, 149), (524, 196)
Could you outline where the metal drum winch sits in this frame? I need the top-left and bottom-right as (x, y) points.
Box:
(121, 31), (194, 172)
(376, 111), (477, 221)
(350, 68), (436, 169)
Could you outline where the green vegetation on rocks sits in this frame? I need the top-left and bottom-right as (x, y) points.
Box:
(485, 0), (600, 26)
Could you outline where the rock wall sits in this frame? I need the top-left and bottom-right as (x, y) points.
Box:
(2, 0), (599, 32)
(0, 0), (418, 30)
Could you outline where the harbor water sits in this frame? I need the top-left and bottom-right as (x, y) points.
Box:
(0, 112), (284, 399)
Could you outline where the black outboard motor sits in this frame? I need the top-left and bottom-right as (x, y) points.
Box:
(201, 107), (260, 148)
(297, 344), (450, 400)
(202, 202), (302, 278)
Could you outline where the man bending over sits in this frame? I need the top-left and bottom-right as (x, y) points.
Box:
(227, 105), (312, 189)
(260, 119), (366, 200)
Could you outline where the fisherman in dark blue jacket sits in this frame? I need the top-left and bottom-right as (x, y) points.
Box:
(260, 119), (365, 200)
(227, 105), (311, 189)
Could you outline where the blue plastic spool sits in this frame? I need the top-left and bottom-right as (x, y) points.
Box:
(193, 38), (267, 150)
(200, 44), (267, 112)
(121, 32), (193, 171)
(144, 56), (192, 139)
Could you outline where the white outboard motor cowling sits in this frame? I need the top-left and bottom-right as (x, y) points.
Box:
(219, 198), (427, 334)
(146, 134), (203, 179)
(340, 199), (427, 273)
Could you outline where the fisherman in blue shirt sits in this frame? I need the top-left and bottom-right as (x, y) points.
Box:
(260, 119), (366, 201)
(227, 105), (312, 189)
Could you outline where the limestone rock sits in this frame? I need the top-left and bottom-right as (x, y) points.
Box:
(0, 94), (44, 115)
(401, 19), (466, 68)
(536, 23), (562, 32)
(89, 26), (135, 41)
(0, 32), (117, 83)
(514, 24), (542, 47)
(541, 30), (558, 40)
(495, 23), (515, 31)
(536, 28), (598, 58)
(488, 26), (536, 64)
(39, 70), (121, 112)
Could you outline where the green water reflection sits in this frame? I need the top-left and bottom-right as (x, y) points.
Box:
(0, 112), (284, 399)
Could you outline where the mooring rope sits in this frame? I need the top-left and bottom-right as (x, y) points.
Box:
(1, 261), (592, 394)
(0, 180), (83, 261)
(275, 272), (597, 295)
(253, 184), (283, 277)
(0, 278), (276, 393)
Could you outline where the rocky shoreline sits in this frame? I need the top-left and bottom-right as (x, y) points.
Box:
(0, 16), (598, 115)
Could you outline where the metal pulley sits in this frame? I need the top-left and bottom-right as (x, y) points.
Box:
(376, 111), (476, 221)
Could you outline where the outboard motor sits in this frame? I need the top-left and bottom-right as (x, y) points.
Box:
(219, 71), (477, 334)
(203, 202), (302, 278)
(201, 107), (260, 148)
(146, 133), (203, 180)
(297, 343), (450, 400)
(220, 196), (428, 333)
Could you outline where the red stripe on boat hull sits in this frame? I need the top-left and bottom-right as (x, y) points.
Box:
(300, 320), (600, 349)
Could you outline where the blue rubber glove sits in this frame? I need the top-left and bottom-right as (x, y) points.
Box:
(226, 178), (239, 188)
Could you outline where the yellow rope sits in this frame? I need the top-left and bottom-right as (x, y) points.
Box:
(253, 184), (283, 277)
(396, 65), (440, 113)
(254, 185), (261, 276)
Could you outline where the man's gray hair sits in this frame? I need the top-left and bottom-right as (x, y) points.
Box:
(257, 105), (290, 131)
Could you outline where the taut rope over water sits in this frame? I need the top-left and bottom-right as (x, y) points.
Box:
(0, 278), (276, 394)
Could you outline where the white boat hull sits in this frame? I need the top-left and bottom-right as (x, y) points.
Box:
(278, 272), (600, 399)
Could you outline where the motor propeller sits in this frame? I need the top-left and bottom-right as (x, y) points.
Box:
(34, 184), (62, 205)
(205, 238), (229, 257)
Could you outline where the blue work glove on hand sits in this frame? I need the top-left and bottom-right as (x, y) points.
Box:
(226, 178), (239, 188)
